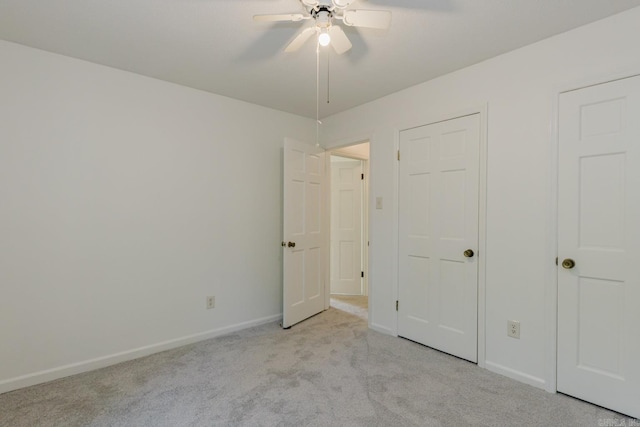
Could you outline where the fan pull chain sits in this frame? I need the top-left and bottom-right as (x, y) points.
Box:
(327, 49), (330, 104)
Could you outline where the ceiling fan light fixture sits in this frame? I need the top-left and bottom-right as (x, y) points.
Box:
(318, 30), (331, 47)
(256, 0), (390, 55)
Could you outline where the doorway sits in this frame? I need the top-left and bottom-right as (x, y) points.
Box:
(328, 142), (370, 319)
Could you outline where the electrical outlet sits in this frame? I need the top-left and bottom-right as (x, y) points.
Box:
(507, 320), (520, 339)
(206, 296), (215, 309)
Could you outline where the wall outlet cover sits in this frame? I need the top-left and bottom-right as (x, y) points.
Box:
(507, 320), (520, 339)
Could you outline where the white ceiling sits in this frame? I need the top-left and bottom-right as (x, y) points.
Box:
(1, 0), (640, 119)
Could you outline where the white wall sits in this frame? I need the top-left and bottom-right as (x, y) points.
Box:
(0, 40), (315, 392)
(321, 7), (640, 389)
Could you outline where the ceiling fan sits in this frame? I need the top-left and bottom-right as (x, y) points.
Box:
(253, 0), (392, 54)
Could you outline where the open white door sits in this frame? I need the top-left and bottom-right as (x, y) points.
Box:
(282, 138), (327, 328)
(557, 75), (640, 418)
(330, 157), (363, 295)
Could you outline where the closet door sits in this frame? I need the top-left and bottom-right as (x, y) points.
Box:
(398, 114), (480, 363)
(557, 75), (640, 418)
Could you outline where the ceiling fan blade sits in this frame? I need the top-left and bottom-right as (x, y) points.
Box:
(285, 27), (317, 53)
(342, 9), (391, 29)
(253, 13), (307, 23)
(332, 0), (355, 8)
(328, 25), (352, 54)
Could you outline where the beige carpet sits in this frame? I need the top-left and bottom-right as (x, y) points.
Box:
(0, 306), (633, 426)
(330, 294), (368, 320)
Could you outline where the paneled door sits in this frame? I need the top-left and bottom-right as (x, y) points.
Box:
(398, 114), (480, 363)
(557, 75), (640, 418)
(282, 138), (326, 328)
(330, 157), (363, 295)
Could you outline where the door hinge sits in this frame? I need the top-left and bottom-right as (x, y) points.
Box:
(396, 300), (399, 311)
(555, 257), (558, 266)
(361, 271), (364, 278)
(397, 150), (400, 161)
(361, 173), (364, 180)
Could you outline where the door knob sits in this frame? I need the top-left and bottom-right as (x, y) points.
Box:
(463, 249), (474, 258)
(561, 258), (575, 269)
(287, 241), (296, 248)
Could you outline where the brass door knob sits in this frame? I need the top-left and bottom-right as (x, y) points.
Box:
(562, 258), (575, 269)
(463, 249), (474, 258)
(287, 241), (296, 248)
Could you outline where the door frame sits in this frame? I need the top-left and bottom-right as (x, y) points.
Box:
(549, 67), (640, 393)
(328, 154), (368, 296)
(394, 105), (489, 368)
(324, 142), (371, 314)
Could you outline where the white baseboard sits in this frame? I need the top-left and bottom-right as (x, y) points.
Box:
(370, 322), (395, 336)
(484, 360), (547, 389)
(0, 314), (282, 395)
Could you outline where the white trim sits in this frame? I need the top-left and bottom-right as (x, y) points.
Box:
(477, 103), (489, 369)
(545, 89), (560, 394)
(370, 322), (395, 336)
(556, 64), (640, 96)
(392, 129), (400, 337)
(547, 65), (640, 394)
(485, 361), (547, 389)
(363, 158), (370, 297)
(394, 106), (485, 135)
(368, 139), (375, 329)
(327, 151), (369, 297)
(0, 314), (281, 395)
(324, 151), (332, 311)
(395, 104), (489, 364)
